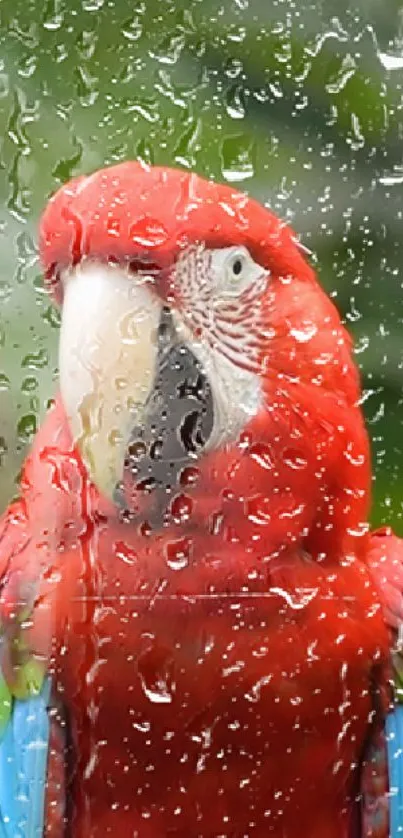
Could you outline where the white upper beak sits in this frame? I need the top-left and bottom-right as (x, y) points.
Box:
(59, 261), (162, 499)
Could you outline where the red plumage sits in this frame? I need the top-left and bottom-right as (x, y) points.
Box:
(0, 162), (400, 836)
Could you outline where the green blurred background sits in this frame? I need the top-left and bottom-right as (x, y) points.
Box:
(0, 0), (402, 530)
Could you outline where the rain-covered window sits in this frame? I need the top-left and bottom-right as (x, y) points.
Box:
(0, 1), (402, 835)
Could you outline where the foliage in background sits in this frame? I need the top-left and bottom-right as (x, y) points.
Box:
(0, 0), (402, 529)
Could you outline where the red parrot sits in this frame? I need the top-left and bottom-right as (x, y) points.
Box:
(0, 161), (401, 837)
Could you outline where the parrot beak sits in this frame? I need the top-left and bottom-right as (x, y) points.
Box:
(59, 261), (162, 500)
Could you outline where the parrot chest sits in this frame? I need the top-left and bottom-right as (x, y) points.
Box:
(49, 528), (389, 837)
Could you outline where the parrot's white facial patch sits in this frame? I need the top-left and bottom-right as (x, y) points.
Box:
(171, 245), (267, 451)
(175, 315), (263, 453)
(173, 245), (268, 368)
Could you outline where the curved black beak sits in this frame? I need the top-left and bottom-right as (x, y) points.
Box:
(117, 307), (214, 507)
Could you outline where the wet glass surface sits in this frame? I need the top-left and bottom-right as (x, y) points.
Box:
(0, 1), (402, 836)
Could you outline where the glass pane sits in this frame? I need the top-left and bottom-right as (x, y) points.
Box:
(0, 1), (401, 834)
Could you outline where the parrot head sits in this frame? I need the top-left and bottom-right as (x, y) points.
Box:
(39, 161), (371, 562)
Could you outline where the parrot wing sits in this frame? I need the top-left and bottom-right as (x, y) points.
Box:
(360, 724), (389, 838)
(0, 503), (67, 837)
(0, 679), (50, 838)
(386, 707), (403, 838)
(360, 528), (403, 838)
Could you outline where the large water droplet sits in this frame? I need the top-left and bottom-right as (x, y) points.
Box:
(378, 51), (403, 70)
(290, 322), (317, 343)
(22, 349), (49, 370)
(378, 165), (403, 186)
(220, 135), (255, 182)
(137, 646), (175, 705)
(165, 537), (191, 571)
(0, 373), (10, 391)
(82, 0), (104, 10)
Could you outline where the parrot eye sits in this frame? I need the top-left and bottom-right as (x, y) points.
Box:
(210, 246), (265, 297)
(230, 255), (245, 278)
(226, 249), (248, 284)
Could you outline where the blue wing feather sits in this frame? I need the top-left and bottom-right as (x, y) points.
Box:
(387, 704), (403, 838)
(0, 680), (50, 838)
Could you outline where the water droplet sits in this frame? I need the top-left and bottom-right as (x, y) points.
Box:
(220, 135), (255, 182)
(136, 137), (154, 166)
(225, 84), (246, 120)
(249, 443), (274, 471)
(170, 493), (193, 524)
(52, 137), (83, 183)
(165, 537), (191, 571)
(0, 282), (12, 303)
(0, 74), (9, 98)
(133, 720), (151, 733)
(0, 373), (10, 392)
(42, 305), (61, 329)
(129, 218), (168, 248)
(74, 65), (98, 108)
(246, 494), (272, 526)
(326, 55), (356, 94)
(22, 349), (49, 370)
(82, 0), (104, 10)
(269, 585), (318, 611)
(354, 335), (369, 355)
(348, 113), (365, 151)
(122, 17), (143, 42)
(290, 322), (317, 343)
(179, 466), (199, 487)
(42, 0), (64, 30)
(345, 297), (361, 323)
(137, 646), (175, 704)
(0, 437), (7, 466)
(245, 675), (272, 703)
(21, 376), (38, 394)
(17, 413), (37, 442)
(224, 58), (243, 80)
(378, 51), (403, 70)
(174, 117), (201, 169)
(344, 446), (365, 467)
(282, 448), (308, 471)
(379, 166), (403, 186)
(114, 540), (138, 566)
(150, 33), (185, 65)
